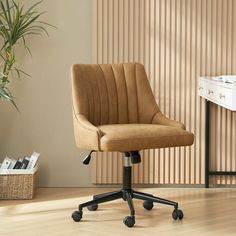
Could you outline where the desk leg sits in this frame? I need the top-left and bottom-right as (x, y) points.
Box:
(205, 100), (210, 188)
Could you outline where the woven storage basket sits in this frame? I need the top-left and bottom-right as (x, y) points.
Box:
(0, 166), (38, 200)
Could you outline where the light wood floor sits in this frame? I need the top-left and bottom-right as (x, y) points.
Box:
(1, 188), (236, 236)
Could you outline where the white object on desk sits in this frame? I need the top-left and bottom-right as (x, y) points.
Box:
(218, 75), (236, 84)
(199, 76), (236, 111)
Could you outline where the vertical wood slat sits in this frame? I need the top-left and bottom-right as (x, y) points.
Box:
(92, 0), (236, 186)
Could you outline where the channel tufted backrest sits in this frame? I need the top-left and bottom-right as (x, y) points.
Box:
(71, 63), (160, 126)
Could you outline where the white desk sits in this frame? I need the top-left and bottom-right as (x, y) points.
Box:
(199, 77), (236, 111)
(199, 77), (236, 187)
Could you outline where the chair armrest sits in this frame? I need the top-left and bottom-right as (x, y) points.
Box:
(76, 114), (101, 134)
(73, 112), (102, 150)
(152, 112), (186, 130)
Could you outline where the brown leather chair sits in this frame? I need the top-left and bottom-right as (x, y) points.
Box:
(71, 63), (194, 227)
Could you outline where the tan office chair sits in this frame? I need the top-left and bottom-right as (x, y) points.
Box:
(71, 63), (194, 227)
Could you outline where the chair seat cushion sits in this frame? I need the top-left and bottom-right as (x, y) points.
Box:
(98, 124), (194, 151)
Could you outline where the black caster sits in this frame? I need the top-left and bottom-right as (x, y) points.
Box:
(123, 216), (135, 227)
(172, 209), (184, 220)
(143, 201), (154, 210)
(72, 210), (83, 222)
(87, 204), (98, 211)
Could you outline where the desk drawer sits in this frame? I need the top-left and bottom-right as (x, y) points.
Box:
(199, 78), (236, 111)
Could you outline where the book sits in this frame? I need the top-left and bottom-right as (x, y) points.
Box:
(27, 152), (40, 170)
(0, 157), (12, 170)
(0, 152), (39, 173)
(13, 158), (23, 169)
(8, 159), (17, 169)
(20, 157), (30, 169)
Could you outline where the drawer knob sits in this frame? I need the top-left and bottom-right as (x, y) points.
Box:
(199, 86), (204, 90)
(219, 93), (226, 99)
(208, 89), (214, 95)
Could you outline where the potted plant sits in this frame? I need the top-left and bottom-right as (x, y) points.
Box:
(0, 0), (52, 110)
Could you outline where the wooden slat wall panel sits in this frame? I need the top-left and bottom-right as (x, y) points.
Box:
(92, 0), (236, 185)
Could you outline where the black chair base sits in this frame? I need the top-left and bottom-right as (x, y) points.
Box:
(72, 188), (183, 227)
(72, 157), (184, 227)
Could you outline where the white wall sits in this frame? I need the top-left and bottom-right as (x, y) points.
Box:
(0, 0), (93, 187)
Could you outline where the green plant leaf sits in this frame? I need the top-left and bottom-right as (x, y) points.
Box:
(0, 0), (54, 111)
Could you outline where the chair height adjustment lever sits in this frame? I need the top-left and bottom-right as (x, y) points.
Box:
(83, 150), (94, 165)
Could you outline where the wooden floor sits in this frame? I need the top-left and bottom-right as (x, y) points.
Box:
(1, 188), (236, 236)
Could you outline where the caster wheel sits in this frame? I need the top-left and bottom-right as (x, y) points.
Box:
(143, 201), (154, 210)
(87, 204), (98, 211)
(172, 209), (184, 220)
(123, 216), (135, 227)
(72, 210), (83, 222)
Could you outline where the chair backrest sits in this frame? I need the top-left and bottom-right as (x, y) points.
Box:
(71, 63), (160, 126)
